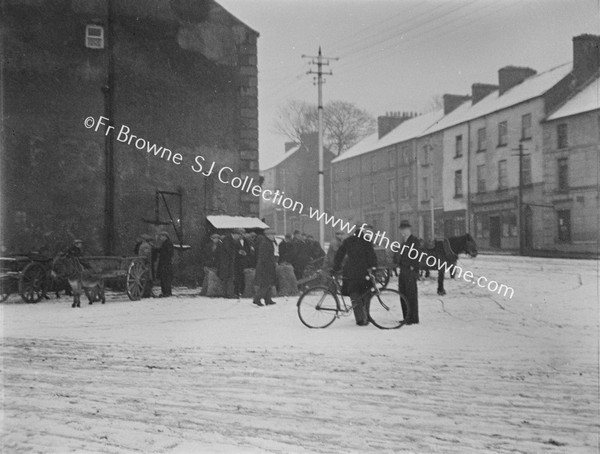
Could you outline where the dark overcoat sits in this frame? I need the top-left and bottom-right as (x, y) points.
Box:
(216, 235), (239, 281)
(333, 233), (378, 279)
(254, 234), (276, 287)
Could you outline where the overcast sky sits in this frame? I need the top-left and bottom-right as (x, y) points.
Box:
(218, 0), (600, 170)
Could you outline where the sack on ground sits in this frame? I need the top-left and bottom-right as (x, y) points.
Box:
(276, 263), (298, 296)
(203, 267), (224, 297)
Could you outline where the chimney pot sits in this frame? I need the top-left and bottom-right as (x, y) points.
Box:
(443, 94), (470, 115)
(471, 83), (498, 104)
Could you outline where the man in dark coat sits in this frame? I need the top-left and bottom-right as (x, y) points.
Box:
(253, 228), (277, 307)
(290, 230), (310, 280)
(203, 233), (221, 269)
(395, 220), (420, 324)
(234, 229), (253, 296)
(333, 224), (378, 326)
(278, 233), (293, 264)
(216, 229), (242, 298)
(157, 231), (174, 297)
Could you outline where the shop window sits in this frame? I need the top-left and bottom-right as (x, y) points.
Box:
(388, 178), (396, 201)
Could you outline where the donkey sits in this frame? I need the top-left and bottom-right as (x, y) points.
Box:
(51, 255), (105, 308)
(420, 233), (478, 296)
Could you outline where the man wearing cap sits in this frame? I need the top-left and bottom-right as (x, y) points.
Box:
(333, 224), (378, 326)
(157, 231), (174, 297)
(396, 220), (420, 324)
(253, 228), (277, 307)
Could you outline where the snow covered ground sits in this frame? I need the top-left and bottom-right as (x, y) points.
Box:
(2, 255), (598, 453)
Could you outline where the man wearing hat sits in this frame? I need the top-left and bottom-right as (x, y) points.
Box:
(333, 224), (378, 326)
(396, 220), (420, 324)
(157, 231), (174, 297)
(253, 228), (277, 307)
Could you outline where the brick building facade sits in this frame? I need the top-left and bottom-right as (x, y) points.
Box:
(1, 0), (259, 277)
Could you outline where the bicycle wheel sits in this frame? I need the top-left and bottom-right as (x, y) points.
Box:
(374, 268), (390, 289)
(297, 285), (339, 329)
(368, 288), (406, 329)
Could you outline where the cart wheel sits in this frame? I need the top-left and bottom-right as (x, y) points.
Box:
(19, 262), (47, 303)
(0, 284), (10, 302)
(127, 259), (148, 301)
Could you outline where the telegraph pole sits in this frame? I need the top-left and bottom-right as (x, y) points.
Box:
(512, 142), (530, 256)
(302, 47), (338, 246)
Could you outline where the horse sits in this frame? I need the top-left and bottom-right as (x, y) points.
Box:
(51, 255), (105, 308)
(419, 233), (478, 296)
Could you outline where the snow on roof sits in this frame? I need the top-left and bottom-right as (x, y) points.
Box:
(261, 144), (301, 171)
(206, 216), (269, 230)
(331, 110), (444, 164)
(425, 63), (572, 134)
(547, 76), (600, 121)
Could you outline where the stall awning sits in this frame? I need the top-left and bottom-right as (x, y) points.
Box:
(206, 215), (269, 230)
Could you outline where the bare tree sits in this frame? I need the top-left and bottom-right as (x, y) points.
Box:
(324, 100), (376, 155)
(273, 99), (375, 154)
(272, 100), (318, 145)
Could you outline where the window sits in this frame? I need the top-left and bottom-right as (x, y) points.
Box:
(422, 177), (429, 200)
(334, 191), (339, 210)
(521, 114), (532, 140)
(455, 134), (463, 157)
(348, 189), (353, 208)
(557, 157), (568, 191)
(557, 123), (568, 149)
(422, 145), (430, 165)
(388, 178), (396, 201)
(522, 155), (532, 186)
(400, 176), (410, 199)
(477, 127), (486, 152)
(557, 210), (571, 243)
(388, 150), (396, 167)
(498, 121), (508, 147)
(474, 213), (489, 238)
(454, 170), (463, 197)
(477, 164), (486, 193)
(498, 160), (508, 189)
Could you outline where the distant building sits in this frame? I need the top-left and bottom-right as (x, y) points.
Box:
(329, 34), (599, 257)
(541, 75), (599, 255)
(259, 133), (335, 238)
(1, 0), (259, 271)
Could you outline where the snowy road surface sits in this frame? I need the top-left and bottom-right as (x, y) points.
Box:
(2, 255), (598, 453)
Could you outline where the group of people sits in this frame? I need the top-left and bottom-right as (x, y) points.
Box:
(202, 228), (279, 306)
(332, 220), (420, 327)
(278, 230), (325, 280)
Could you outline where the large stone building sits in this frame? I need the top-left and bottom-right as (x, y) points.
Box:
(1, 0), (259, 276)
(329, 34), (599, 257)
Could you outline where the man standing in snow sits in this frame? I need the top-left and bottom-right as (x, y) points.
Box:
(396, 220), (420, 324)
(333, 224), (378, 326)
(253, 228), (277, 307)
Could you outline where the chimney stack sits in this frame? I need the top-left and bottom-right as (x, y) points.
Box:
(377, 111), (414, 139)
(443, 94), (470, 115)
(573, 34), (600, 85)
(471, 83), (498, 104)
(498, 66), (537, 95)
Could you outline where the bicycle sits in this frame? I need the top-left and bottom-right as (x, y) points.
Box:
(296, 269), (408, 329)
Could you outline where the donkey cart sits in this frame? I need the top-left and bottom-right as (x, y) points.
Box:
(0, 255), (149, 303)
(0, 254), (56, 303)
(62, 256), (151, 302)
